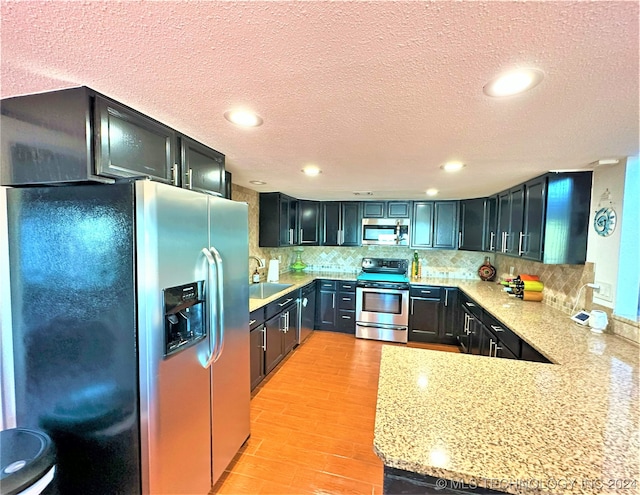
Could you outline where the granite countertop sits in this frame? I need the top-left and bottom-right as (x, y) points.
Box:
(374, 278), (639, 494)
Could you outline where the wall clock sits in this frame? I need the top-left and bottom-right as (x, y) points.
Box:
(593, 207), (617, 237)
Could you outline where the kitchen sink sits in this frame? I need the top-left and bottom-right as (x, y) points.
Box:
(249, 282), (293, 299)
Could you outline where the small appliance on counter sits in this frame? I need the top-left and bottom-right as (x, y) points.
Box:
(589, 310), (608, 333)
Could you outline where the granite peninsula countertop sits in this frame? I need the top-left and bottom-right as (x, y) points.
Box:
(373, 278), (640, 495)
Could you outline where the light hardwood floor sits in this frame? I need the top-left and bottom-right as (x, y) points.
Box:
(211, 331), (459, 495)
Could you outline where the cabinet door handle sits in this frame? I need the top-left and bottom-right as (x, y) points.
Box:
(278, 298), (294, 307)
(489, 339), (495, 357)
(458, 231), (462, 247)
(261, 327), (267, 351)
(489, 231), (495, 251)
(444, 290), (449, 306)
(172, 164), (179, 186)
(332, 293), (335, 308)
(518, 232), (525, 256)
(186, 168), (193, 189)
(411, 299), (414, 315)
(494, 343), (502, 357)
(249, 319), (256, 326)
(490, 325), (504, 333)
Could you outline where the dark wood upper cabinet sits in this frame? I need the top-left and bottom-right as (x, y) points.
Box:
(483, 195), (498, 252)
(410, 201), (458, 249)
(495, 172), (592, 264)
(178, 134), (225, 196)
(259, 192), (299, 247)
(322, 202), (361, 246)
(459, 198), (486, 251)
(362, 201), (410, 218)
(298, 200), (321, 245)
(362, 201), (385, 218)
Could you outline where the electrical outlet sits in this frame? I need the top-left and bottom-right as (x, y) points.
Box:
(595, 281), (613, 302)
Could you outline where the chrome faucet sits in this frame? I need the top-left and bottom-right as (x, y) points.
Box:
(249, 256), (265, 268)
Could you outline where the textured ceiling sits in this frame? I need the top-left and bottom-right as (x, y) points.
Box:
(1, 1), (638, 200)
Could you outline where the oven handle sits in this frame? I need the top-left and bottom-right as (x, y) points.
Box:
(356, 287), (408, 296)
(356, 322), (408, 331)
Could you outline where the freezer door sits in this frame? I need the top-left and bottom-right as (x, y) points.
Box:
(208, 196), (251, 484)
(136, 181), (212, 495)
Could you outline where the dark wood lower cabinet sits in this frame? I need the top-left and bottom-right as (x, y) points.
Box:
(409, 297), (440, 342)
(249, 326), (266, 390)
(265, 313), (285, 374)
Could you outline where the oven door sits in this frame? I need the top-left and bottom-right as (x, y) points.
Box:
(355, 287), (409, 327)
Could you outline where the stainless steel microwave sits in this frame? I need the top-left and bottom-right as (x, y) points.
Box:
(362, 218), (410, 246)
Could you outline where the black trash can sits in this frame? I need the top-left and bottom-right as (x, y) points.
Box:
(0, 428), (56, 495)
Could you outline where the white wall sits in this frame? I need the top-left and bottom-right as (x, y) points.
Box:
(586, 159), (627, 309)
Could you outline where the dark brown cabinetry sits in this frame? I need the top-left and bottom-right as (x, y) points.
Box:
(316, 280), (338, 330)
(316, 279), (356, 333)
(298, 200), (321, 245)
(1, 87), (226, 197)
(483, 195), (498, 252)
(1, 87), (178, 186)
(458, 198), (486, 251)
(497, 184), (524, 255)
(264, 293), (299, 374)
(322, 202), (361, 246)
(411, 201), (459, 249)
(249, 308), (266, 391)
(408, 286), (441, 342)
(456, 291), (550, 363)
(259, 193), (299, 247)
(336, 281), (356, 333)
(178, 134), (225, 196)
(496, 172), (592, 264)
(439, 287), (459, 344)
(362, 201), (411, 218)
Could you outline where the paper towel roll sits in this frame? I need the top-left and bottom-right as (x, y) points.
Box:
(267, 259), (280, 282)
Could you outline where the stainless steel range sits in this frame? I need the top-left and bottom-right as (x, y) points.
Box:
(355, 258), (410, 343)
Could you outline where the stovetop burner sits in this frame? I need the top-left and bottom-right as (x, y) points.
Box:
(357, 258), (409, 286)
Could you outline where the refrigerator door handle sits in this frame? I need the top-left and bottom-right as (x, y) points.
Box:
(209, 245), (225, 363)
(202, 248), (218, 369)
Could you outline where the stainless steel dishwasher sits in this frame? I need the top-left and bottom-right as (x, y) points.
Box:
(299, 282), (316, 344)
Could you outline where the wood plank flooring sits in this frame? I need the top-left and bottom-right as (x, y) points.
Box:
(210, 331), (459, 495)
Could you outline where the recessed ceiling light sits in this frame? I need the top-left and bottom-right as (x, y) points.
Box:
(426, 188), (439, 197)
(302, 166), (321, 176)
(249, 180), (266, 185)
(483, 68), (544, 97)
(441, 162), (465, 172)
(224, 110), (263, 127)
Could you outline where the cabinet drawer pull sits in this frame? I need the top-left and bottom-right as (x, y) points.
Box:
(342, 297), (352, 301)
(341, 315), (352, 319)
(412, 329), (432, 334)
(420, 290), (432, 294)
(465, 302), (476, 307)
(278, 298), (294, 307)
(490, 325), (504, 332)
(249, 319), (256, 326)
(342, 284), (352, 288)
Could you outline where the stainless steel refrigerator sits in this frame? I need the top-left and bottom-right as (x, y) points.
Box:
(4, 180), (250, 494)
